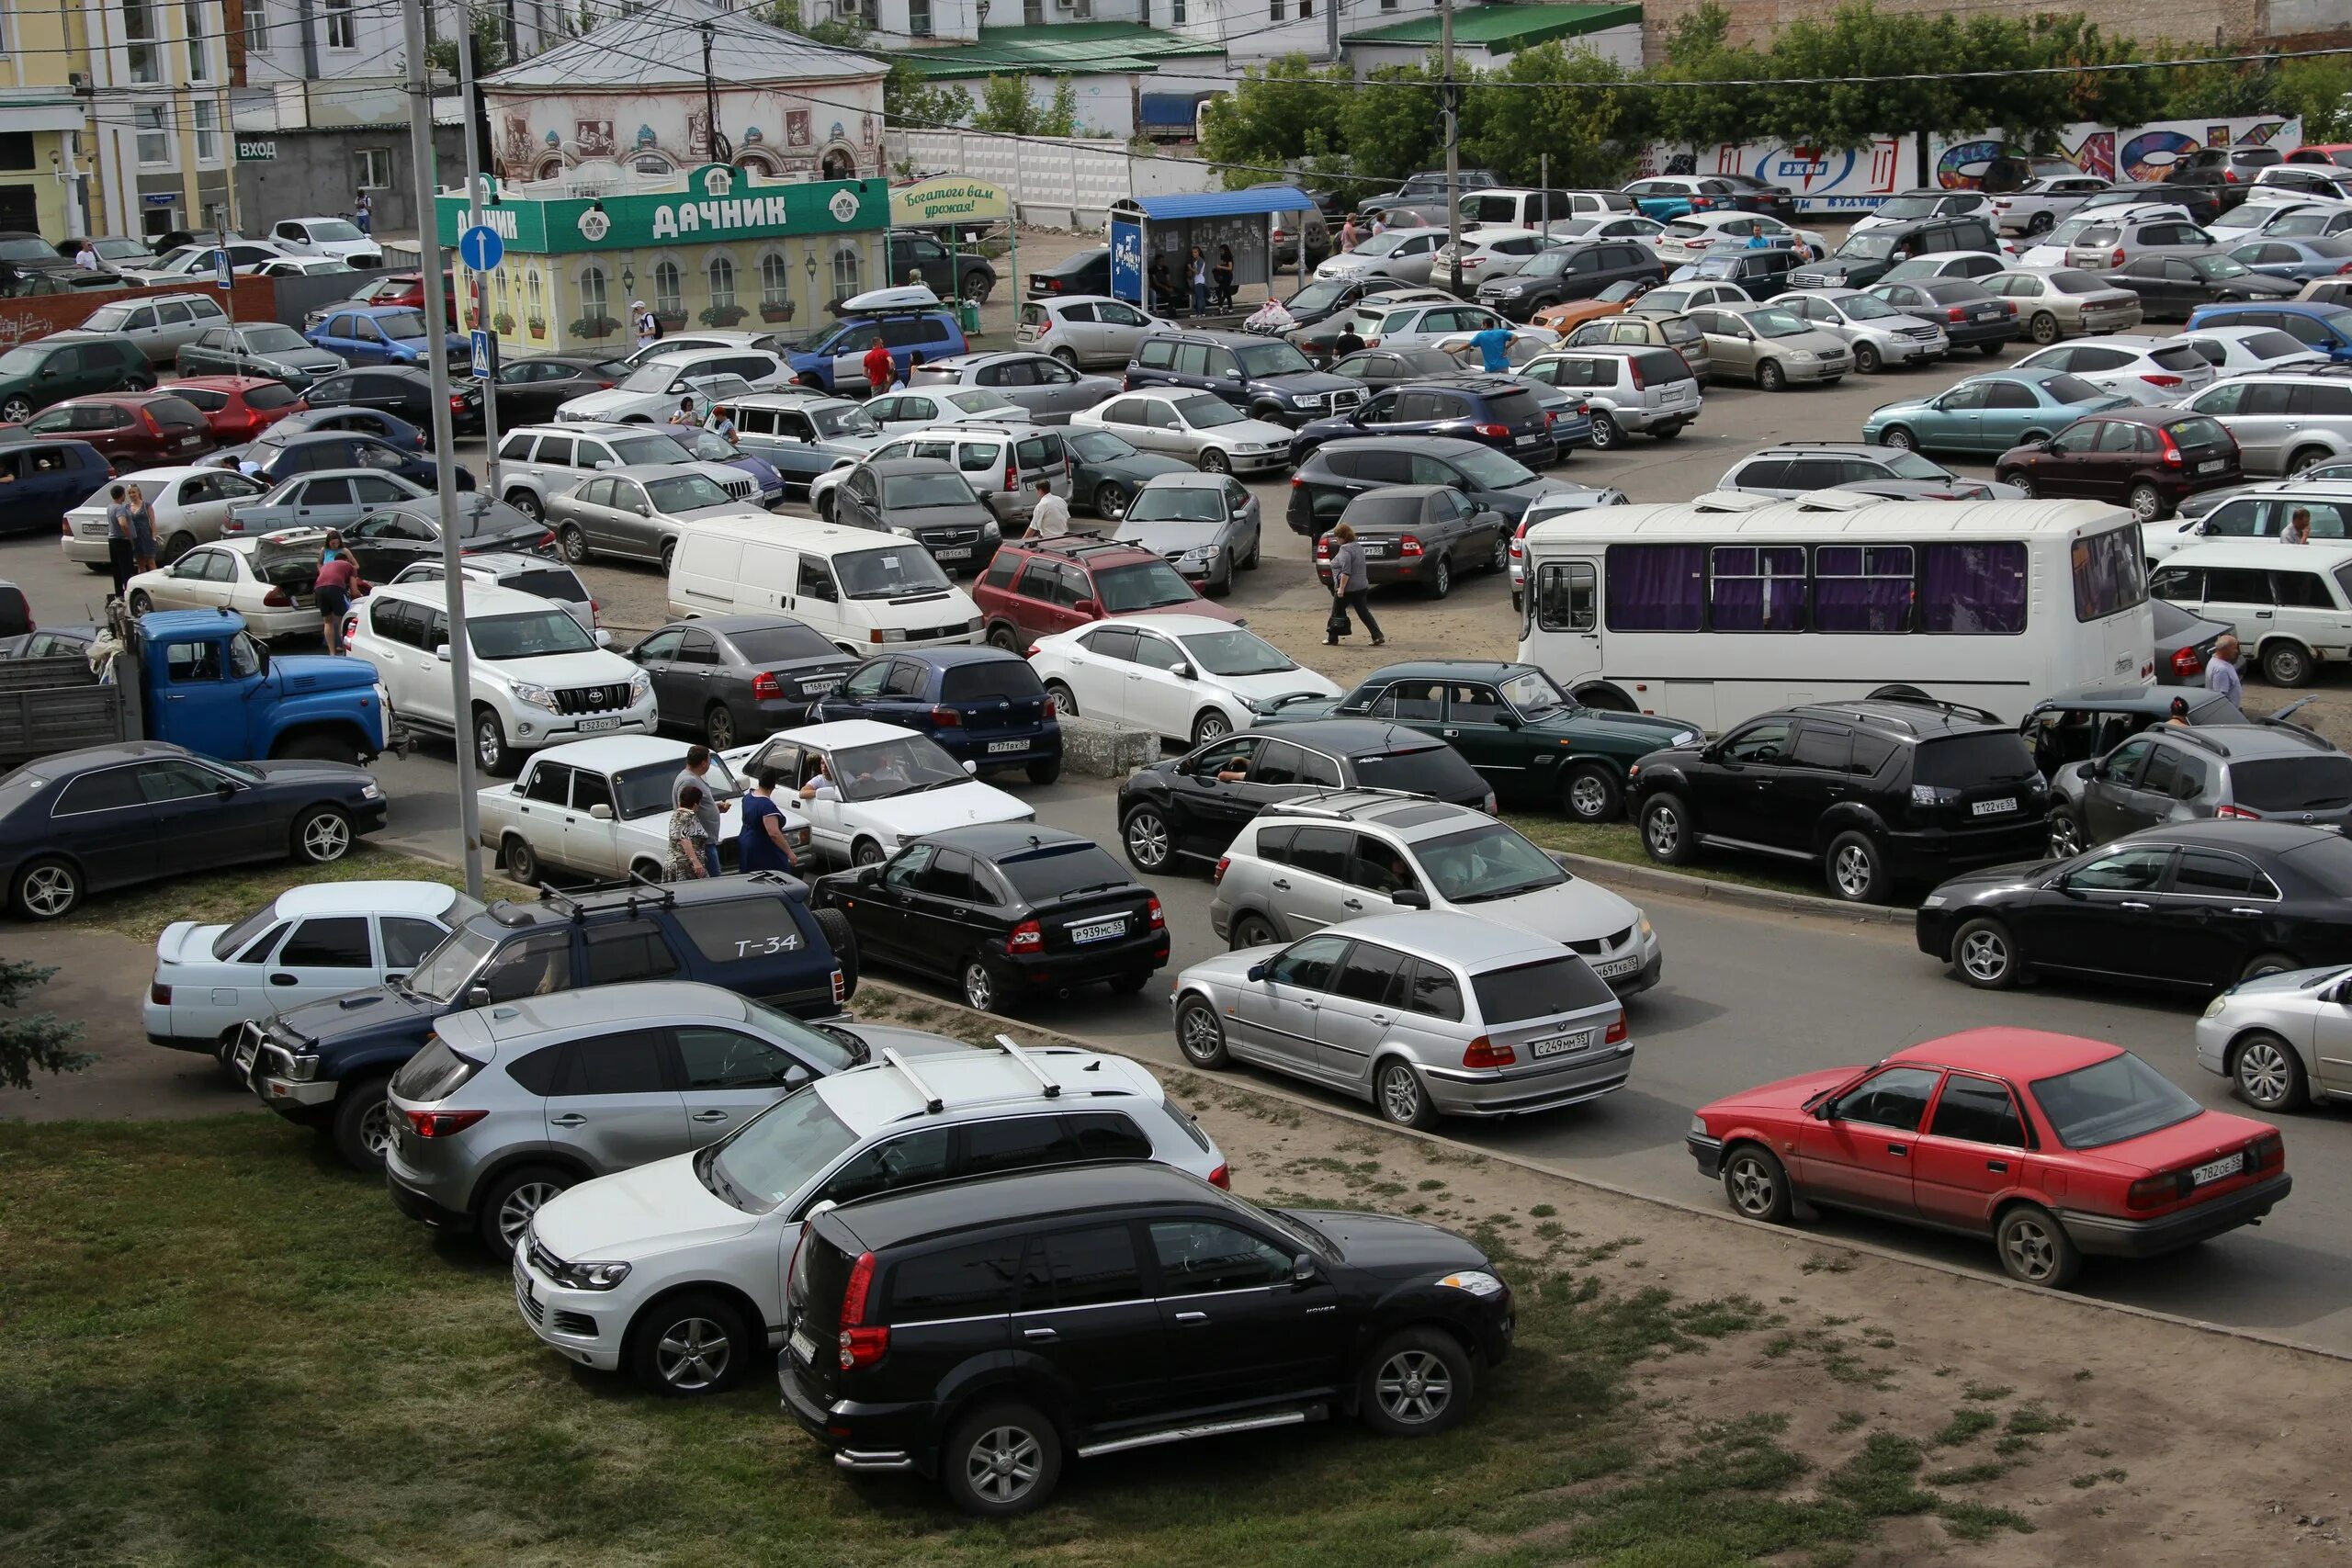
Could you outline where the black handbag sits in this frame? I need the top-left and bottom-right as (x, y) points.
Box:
(1326, 599), (1352, 638)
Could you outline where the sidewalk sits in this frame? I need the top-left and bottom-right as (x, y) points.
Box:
(0, 926), (257, 1124)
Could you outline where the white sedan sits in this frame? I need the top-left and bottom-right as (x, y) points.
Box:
(62, 464), (272, 567)
(1070, 389), (1293, 476)
(123, 530), (330, 639)
(1653, 212), (1826, 260)
(142, 880), (480, 1054)
(860, 385), (1024, 433)
(1028, 614), (1340, 747)
(478, 735), (809, 885)
(724, 718), (1032, 867)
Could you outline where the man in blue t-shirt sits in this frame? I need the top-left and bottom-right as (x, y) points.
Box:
(1468, 324), (1515, 374)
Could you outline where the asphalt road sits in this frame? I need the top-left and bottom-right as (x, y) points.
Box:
(9, 275), (2352, 1349)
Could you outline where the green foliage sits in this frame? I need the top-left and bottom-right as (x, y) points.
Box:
(1199, 55), (1355, 192)
(424, 2), (509, 77)
(1343, 58), (1449, 187)
(763, 0), (872, 47)
(884, 61), (974, 132)
(1464, 41), (1643, 188)
(0, 959), (90, 1091)
(969, 73), (1080, 137)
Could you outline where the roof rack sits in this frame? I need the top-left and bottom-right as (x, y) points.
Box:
(990, 1033), (1062, 1099)
(1262, 786), (1431, 819)
(1032, 536), (1146, 558)
(2160, 725), (2234, 757)
(881, 1047), (944, 1115)
(534, 872), (676, 922)
(1860, 689), (2005, 727)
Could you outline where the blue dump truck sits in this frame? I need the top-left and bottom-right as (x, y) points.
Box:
(0, 607), (390, 772)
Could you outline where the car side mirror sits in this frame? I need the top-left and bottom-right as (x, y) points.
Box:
(1390, 887), (1430, 909)
(857, 863), (882, 885)
(594, 458), (615, 470)
(214, 781), (237, 800)
(588, 804), (612, 820)
(1075, 598), (1102, 616)
(1291, 1253), (1318, 1286)
(465, 985), (492, 1009)
(594, 629), (613, 648)
(434, 643), (452, 661)
(962, 760), (978, 775)
(779, 1064), (813, 1091)
(1246, 960), (1272, 982)
(1172, 661), (1195, 681)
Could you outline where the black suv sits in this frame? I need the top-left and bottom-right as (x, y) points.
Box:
(2045, 720), (2352, 859)
(2166, 145), (2283, 212)
(779, 1161), (1514, 1516)
(1628, 695), (2051, 903)
(1476, 239), (1664, 320)
(1787, 215), (2004, 290)
(1285, 435), (1589, 537)
(1290, 376), (1557, 465)
(812, 823), (1169, 1011)
(1124, 329), (1366, 427)
(236, 874), (857, 1171)
(1117, 719), (1494, 874)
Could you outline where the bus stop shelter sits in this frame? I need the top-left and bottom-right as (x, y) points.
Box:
(1108, 186), (1317, 311)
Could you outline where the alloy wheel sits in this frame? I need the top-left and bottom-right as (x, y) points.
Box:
(2001, 1215), (2060, 1281)
(1374, 1348), (1453, 1426)
(1179, 1005), (1224, 1063)
(496, 1181), (564, 1250)
(19, 863), (76, 918)
(1568, 773), (1611, 820)
(1958, 928), (2010, 984)
(964, 1424), (1045, 1506)
(1833, 842), (1875, 899)
(1725, 1153), (1778, 1217)
(2049, 815), (2083, 858)
(1644, 804), (1681, 857)
(1379, 1064), (1422, 1124)
(964, 962), (994, 1011)
(357, 1099), (397, 1161)
(1125, 810), (1170, 869)
(301, 812), (351, 861)
(1883, 426), (1915, 451)
(654, 1317), (732, 1391)
(2235, 1039), (2296, 1108)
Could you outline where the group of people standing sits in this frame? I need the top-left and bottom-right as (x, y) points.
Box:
(1150, 246), (1238, 316)
(664, 744), (803, 884)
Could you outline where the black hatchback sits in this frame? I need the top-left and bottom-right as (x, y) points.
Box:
(813, 646), (1062, 784)
(1116, 719), (1495, 874)
(811, 823), (1165, 1010)
(779, 1161), (1513, 1517)
(1289, 377), (1557, 466)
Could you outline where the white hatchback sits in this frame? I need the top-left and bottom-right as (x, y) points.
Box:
(724, 717), (1033, 867)
(1028, 614), (1340, 745)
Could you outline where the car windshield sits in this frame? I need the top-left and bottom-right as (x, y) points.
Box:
(1235, 341), (1312, 377)
(401, 924), (499, 1003)
(0, 237), (56, 263)
(645, 473), (733, 513)
(1172, 394), (1243, 429)
(835, 545), (952, 600)
(2273, 213), (2336, 237)
(1067, 428), (1137, 461)
(1498, 667), (1570, 716)
(1450, 446), (1538, 488)
(0, 345), (47, 374)
(1286, 279), (1353, 312)
(81, 304), (134, 331)
(1415, 821), (1568, 904)
(469, 609), (594, 660)
(1872, 197), (1942, 220)
(1178, 626), (1293, 676)
(2044, 218), (2098, 246)
(243, 324), (309, 353)
(1128, 484), (1226, 523)
(1838, 293), (1900, 320)
(304, 220), (365, 243)
(92, 239), (152, 260)
(608, 433), (690, 466)
(614, 756), (741, 818)
(882, 471), (978, 509)
(2030, 1051), (2203, 1149)
(1747, 309), (1811, 339)
(811, 403), (879, 438)
(678, 429), (742, 461)
(1837, 232), (1898, 260)
(2190, 255), (2252, 278)
(1094, 559), (1198, 611)
(997, 840), (1131, 902)
(1353, 233), (1408, 258)
(829, 736), (966, 800)
(702, 1085), (859, 1212)
(376, 311), (428, 341)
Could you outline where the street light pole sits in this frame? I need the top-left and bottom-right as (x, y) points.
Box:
(402, 0), (483, 897)
(1441, 0), (1462, 297)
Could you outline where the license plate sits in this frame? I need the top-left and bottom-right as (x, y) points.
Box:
(987, 739), (1026, 753)
(1516, 435), (1539, 446)
(788, 1325), (820, 1366)
(2198, 460), (2222, 474)
(2192, 1153), (2244, 1187)
(578, 716), (619, 733)
(1973, 797), (2015, 817)
(934, 547), (972, 560)
(179, 435), (201, 448)
(1070, 917), (1126, 943)
(800, 677), (839, 695)
(1596, 956), (1642, 979)
(1531, 1029), (1596, 1058)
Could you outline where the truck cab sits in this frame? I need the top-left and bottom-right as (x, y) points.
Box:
(137, 610), (390, 764)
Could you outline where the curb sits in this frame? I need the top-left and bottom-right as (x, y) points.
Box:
(860, 976), (2352, 1368)
(1549, 850), (1915, 926)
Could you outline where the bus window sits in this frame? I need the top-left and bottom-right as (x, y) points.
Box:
(1814, 545), (1914, 632)
(1710, 545), (1806, 631)
(1534, 562), (1596, 632)
(1605, 543), (1704, 631)
(1923, 542), (2029, 635)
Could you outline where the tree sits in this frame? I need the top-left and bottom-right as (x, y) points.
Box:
(424, 2), (509, 77)
(763, 0), (872, 48)
(1464, 43), (1642, 190)
(968, 73), (1077, 136)
(0, 960), (88, 1092)
(884, 60), (974, 132)
(1340, 59), (1447, 186)
(1198, 53), (1353, 190)
(2274, 56), (2352, 141)
(1044, 76), (1080, 138)
(1645, 5), (1773, 153)
(1762, 4), (1977, 153)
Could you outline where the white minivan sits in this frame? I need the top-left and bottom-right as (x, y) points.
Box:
(667, 514), (983, 656)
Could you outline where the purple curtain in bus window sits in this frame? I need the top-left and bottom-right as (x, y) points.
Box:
(1813, 544), (1915, 632)
(1709, 545), (1807, 631)
(1605, 543), (1706, 630)
(1923, 542), (2029, 635)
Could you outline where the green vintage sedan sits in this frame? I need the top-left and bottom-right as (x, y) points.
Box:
(1256, 660), (1702, 821)
(1860, 366), (2132, 457)
(1064, 424), (1195, 522)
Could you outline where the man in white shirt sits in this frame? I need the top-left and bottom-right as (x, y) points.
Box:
(74, 241), (100, 270)
(2205, 634), (2243, 704)
(1028, 478), (1072, 539)
(632, 299), (658, 349)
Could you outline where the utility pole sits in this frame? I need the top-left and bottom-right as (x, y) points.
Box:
(402, 0), (484, 898)
(698, 21), (725, 162)
(458, 28), (503, 501)
(1441, 0), (1461, 296)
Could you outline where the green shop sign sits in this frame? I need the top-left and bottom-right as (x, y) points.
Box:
(435, 164), (888, 255)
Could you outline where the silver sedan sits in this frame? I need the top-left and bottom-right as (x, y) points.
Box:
(1070, 389), (1293, 475)
(1112, 471), (1262, 595)
(2195, 964), (2352, 1111)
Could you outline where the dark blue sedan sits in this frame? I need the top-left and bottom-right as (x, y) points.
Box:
(813, 646), (1062, 784)
(1288, 375), (1558, 466)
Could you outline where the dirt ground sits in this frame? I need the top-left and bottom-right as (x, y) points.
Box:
(854, 984), (2352, 1567)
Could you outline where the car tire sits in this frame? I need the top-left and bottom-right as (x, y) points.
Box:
(1994, 1203), (2081, 1289)
(556, 524), (588, 564)
(1853, 342), (1882, 374)
(1979, 341), (2004, 357)
(1880, 424), (1917, 451)
(1228, 911), (1281, 951)
(291, 805), (354, 864)
(2262, 641), (2313, 687)
(127, 590), (153, 614)
(2127, 481), (2166, 523)
(1423, 554), (1453, 600)
(1024, 752), (1062, 785)
(2029, 311), (2062, 345)
(1639, 792), (1697, 866)
(1487, 534), (1508, 575)
(331, 1075), (396, 1172)
(1951, 916), (2022, 990)
(961, 955), (1002, 1011)
(697, 700), (741, 750)
(628, 1290), (752, 1397)
(2241, 951), (2299, 983)
(475, 1164), (571, 1255)
(1191, 709), (1232, 746)
(1176, 994), (1230, 1066)
(815, 491), (836, 522)
(1998, 469), (2034, 498)
(1198, 448), (1232, 475)
(473, 707), (514, 776)
(659, 538), (677, 575)
(1716, 1140), (1797, 1222)
(964, 274), (995, 306)
(1093, 480), (1127, 520)
(810, 907), (859, 998)
(1562, 763), (1622, 823)
(507, 490), (544, 524)
(1757, 360), (1787, 392)
(2231, 1030), (2309, 1111)
(2027, 212), (2054, 236)
(502, 834), (540, 885)
(1374, 1056), (1439, 1130)
(10, 855), (80, 920)
(0, 396), (29, 423)
(2289, 446), (2334, 476)
(851, 837), (886, 867)
(1122, 805), (1173, 872)
(1044, 679), (1077, 718)
(1107, 969), (1151, 995)
(2046, 807), (2085, 860)
(1824, 829), (1890, 904)
(1357, 1325), (1474, 1439)
(1587, 411), (1623, 450)
(163, 529), (198, 563)
(1052, 346), (1080, 367)
(942, 1401), (1063, 1517)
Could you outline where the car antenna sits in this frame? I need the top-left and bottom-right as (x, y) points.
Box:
(991, 1033), (1061, 1098)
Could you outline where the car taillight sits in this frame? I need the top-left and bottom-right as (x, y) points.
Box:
(1946, 306), (1968, 322)
(2217, 803), (2262, 819)
(2247, 1131), (2285, 1172)
(1004, 460), (1017, 492)
(262, 587), (291, 607)
(403, 1108), (487, 1137)
(1207, 1163), (1230, 1190)
(141, 410), (163, 434)
(2224, 169), (2240, 183)
(1544, 410), (1557, 427)
(2126, 1173), (2178, 1211)
(342, 612), (359, 642)
(1290, 474), (1305, 488)
(2112, 248), (2127, 266)
(1483, 790), (1498, 814)
(1461, 1035), (1516, 1068)
(1147, 895), (1164, 930)
(1008, 919), (1044, 953)
(1041, 694), (1057, 717)
(2143, 373), (2182, 387)
(536, 531), (557, 551)
(838, 1250), (889, 1370)
(752, 671), (783, 701)
(832, 967), (845, 1005)
(1046, 277), (1064, 291)
(2160, 430), (2184, 466)
(1363, 337), (1381, 348)
(1604, 1014), (1627, 1045)
(2171, 646), (2204, 677)
(2001, 300), (2018, 317)
(1628, 358), (1645, 390)
(150, 982), (171, 1005)
(1399, 535), (1424, 557)
(1123, 371), (1135, 390)
(929, 705), (962, 726)
(1474, 423), (1509, 437)
(1315, 536), (1331, 559)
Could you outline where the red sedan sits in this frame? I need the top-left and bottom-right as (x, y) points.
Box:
(1688, 1028), (2289, 1287)
(15, 391), (213, 465)
(159, 376), (301, 444)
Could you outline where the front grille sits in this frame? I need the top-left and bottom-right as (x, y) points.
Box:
(1902, 327), (1942, 340)
(717, 475), (754, 501)
(551, 683), (630, 715)
(909, 621), (969, 641)
(1568, 925), (1635, 957)
(551, 1309), (599, 1337)
(528, 1235), (566, 1280)
(519, 1291), (544, 1325)
(917, 526), (984, 547)
(1329, 387), (1365, 412)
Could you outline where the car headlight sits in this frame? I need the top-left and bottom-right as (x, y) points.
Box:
(508, 680), (556, 709)
(360, 783), (382, 800)
(628, 672), (652, 705)
(890, 525), (916, 537)
(967, 616), (985, 634)
(552, 1258), (633, 1291)
(1637, 914), (1653, 940)
(1673, 731), (1698, 747)
(1690, 1113), (1710, 1137)
(2203, 996), (2230, 1019)
(1179, 546), (1219, 566)
(1437, 1269), (1505, 1298)
(982, 521), (1000, 537)
(1920, 894), (1948, 908)
(1289, 391), (1317, 405)
(284, 1052), (320, 1082)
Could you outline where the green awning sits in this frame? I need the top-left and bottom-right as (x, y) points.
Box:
(1344, 2), (1641, 48)
(899, 21), (1227, 79)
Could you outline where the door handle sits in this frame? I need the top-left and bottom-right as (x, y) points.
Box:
(1271, 877), (1290, 889)
(1986, 1159), (2009, 1173)
(691, 1110), (729, 1122)
(1302, 998), (1319, 1010)
(1885, 1143), (1907, 1156)
(1172, 1311), (1208, 1325)
(1023, 1326), (1058, 1342)
(2254, 610), (2272, 619)
(549, 1113), (587, 1127)
(1369, 1012), (1392, 1025)
(2229, 907), (2264, 916)
(2119, 900), (2152, 910)
(268, 973), (299, 986)
(1342, 897), (1363, 910)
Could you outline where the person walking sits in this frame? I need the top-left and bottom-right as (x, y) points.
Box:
(102, 483), (137, 598)
(1028, 477), (1071, 539)
(74, 239), (100, 270)
(665, 784), (713, 881)
(632, 299), (659, 349)
(352, 192), (373, 236)
(2205, 634), (2244, 704)
(1214, 244), (1236, 310)
(1325, 522), (1384, 649)
(673, 744), (725, 878)
(737, 769), (799, 874)
(312, 532), (363, 653)
(1340, 213), (1359, 254)
(860, 336), (895, 396)
(1331, 323), (1365, 360)
(1189, 247), (1210, 316)
(895, 349), (923, 393)
(123, 482), (159, 577)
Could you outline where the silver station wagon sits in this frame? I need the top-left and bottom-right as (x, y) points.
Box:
(1169, 910), (1630, 1128)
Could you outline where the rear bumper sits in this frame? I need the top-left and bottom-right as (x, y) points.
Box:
(932, 727), (1061, 767)
(1418, 1045), (1634, 1117)
(999, 930), (1170, 991)
(1610, 398), (1699, 433)
(1941, 318), (2018, 348)
(780, 1355), (941, 1475)
(388, 1169), (472, 1230)
(2059, 1172), (2291, 1258)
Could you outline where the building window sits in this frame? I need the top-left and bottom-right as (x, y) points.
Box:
(653, 258), (682, 315)
(125, 0), (163, 83)
(354, 147), (391, 189)
(909, 0), (932, 35)
(1023, 0), (1042, 21)
(192, 99), (219, 163)
(136, 106), (172, 166)
(831, 243), (860, 299)
(187, 1), (209, 79)
(580, 265), (609, 326)
(760, 252), (789, 307)
(324, 0), (355, 50)
(1298, 0), (1309, 13)
(707, 254), (736, 310)
(1171, 0), (1184, 21)
(244, 0), (268, 52)
(1268, 0), (1283, 18)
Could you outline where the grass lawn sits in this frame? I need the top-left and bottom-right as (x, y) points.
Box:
(52, 844), (526, 947)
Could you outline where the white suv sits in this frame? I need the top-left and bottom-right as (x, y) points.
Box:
(514, 1039), (1228, 1395)
(347, 580), (655, 775)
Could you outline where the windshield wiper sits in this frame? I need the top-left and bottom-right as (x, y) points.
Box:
(1453, 877), (1562, 904)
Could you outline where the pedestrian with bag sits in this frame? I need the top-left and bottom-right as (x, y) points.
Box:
(632, 299), (660, 349)
(666, 784), (713, 881)
(1325, 522), (1384, 649)
(313, 532), (365, 653)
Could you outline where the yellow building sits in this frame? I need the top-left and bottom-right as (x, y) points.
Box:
(0, 1), (103, 240)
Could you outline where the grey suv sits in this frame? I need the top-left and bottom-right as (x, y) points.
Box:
(1719, 443), (2013, 500)
(2046, 722), (2352, 858)
(2177, 372), (2352, 476)
(383, 979), (969, 1252)
(1514, 346), (1701, 446)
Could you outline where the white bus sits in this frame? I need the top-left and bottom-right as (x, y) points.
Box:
(1515, 491), (2154, 733)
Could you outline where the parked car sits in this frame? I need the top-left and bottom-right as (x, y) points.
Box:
(2156, 486), (2352, 565)
(302, 364), (483, 439)
(2104, 252), (2299, 319)
(3, 739), (383, 921)
(704, 390), (883, 495)
(67, 234), (163, 276)
(885, 229), (997, 300)
(821, 422), (1069, 535)
(1789, 214), (2006, 290)
(2177, 374), (2352, 475)
(267, 216), (384, 265)
(74, 291), (232, 365)
(1474, 240), (1663, 321)
(389, 553), (595, 636)
(336, 493), (554, 581)
(1283, 287), (1454, 364)
(526, 1041), (1223, 1397)
(723, 717), (1033, 867)
(478, 735), (809, 884)
(387, 981), (963, 1252)
(20, 389), (211, 464)
(1526, 274), (1657, 334)
(2174, 324), (2331, 378)
(2198, 961), (2352, 1110)
(217, 467), (430, 540)
(1070, 388), (1290, 476)
(1849, 189), (1999, 234)
(619, 614), (852, 746)
(1115, 719), (1494, 874)
(18, 439), (130, 547)
(1284, 434), (1587, 537)
(1314, 226), (1447, 287)
(781, 299), (966, 393)
(1061, 423), (1191, 521)
(1719, 442), (2015, 501)
(2184, 299), (2352, 360)
(116, 239), (291, 286)
(1110, 471), (1261, 595)
(973, 531), (1238, 654)
(1662, 246), (1811, 301)
(303, 305), (469, 370)
(1629, 279), (1751, 316)
(261, 402), (438, 456)
(824, 457), (1002, 577)
(158, 375), (301, 443)
(858, 383), (1022, 435)
(1632, 696), (2052, 903)
(2230, 234), (2352, 283)
(1310, 485), (1510, 600)
(2151, 537), (2352, 684)
(1690, 1027), (2288, 1286)
(1990, 174), (2115, 235)
(2168, 144), (2285, 211)
(0, 331), (152, 422)
(238, 429), (468, 494)
(1972, 266), (2146, 344)
(544, 463), (768, 574)
(1014, 293), (1170, 368)
(491, 422), (752, 521)
(142, 881), (479, 1055)
(1996, 408), (2242, 520)
(123, 532), (333, 641)
(490, 353), (630, 424)
(1029, 613), (1332, 745)
(2017, 683), (2250, 781)
(1123, 328), (1366, 427)
(1329, 344), (1472, 389)
(1769, 288), (1950, 371)
(1682, 302), (1853, 389)
(170, 320), (346, 393)
(900, 351), (1116, 425)
(1428, 227), (1566, 288)
(1555, 309), (1715, 385)
(1860, 276), (2021, 355)
(1024, 246), (1110, 299)
(808, 645), (1060, 783)
(557, 346), (790, 423)
(2044, 719), (2352, 863)
(1656, 212), (1825, 260)
(2006, 335), (2215, 403)
(1876, 251), (2012, 286)
(1862, 367), (2132, 455)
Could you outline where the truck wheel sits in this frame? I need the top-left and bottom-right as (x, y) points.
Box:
(503, 835), (539, 885)
(292, 806), (354, 863)
(273, 731), (361, 764)
(11, 856), (81, 919)
(474, 708), (515, 776)
(814, 907), (859, 999)
(331, 1075), (396, 1172)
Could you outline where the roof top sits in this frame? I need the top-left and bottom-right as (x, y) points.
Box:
(897, 22), (1222, 81)
(1887, 1027), (2120, 1079)
(1330, 910), (1567, 967)
(486, 0), (884, 89)
(525, 735), (703, 769)
(258, 880), (463, 921)
(818, 1043), (1160, 1134)
(1123, 186), (1318, 222)
(1238, 717), (1448, 750)
(827, 1161), (1229, 1252)
(450, 979), (752, 1042)
(915, 821), (1095, 857)
(1346, 1), (1640, 46)
(1526, 494), (2139, 547)
(2162, 537), (2352, 564)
